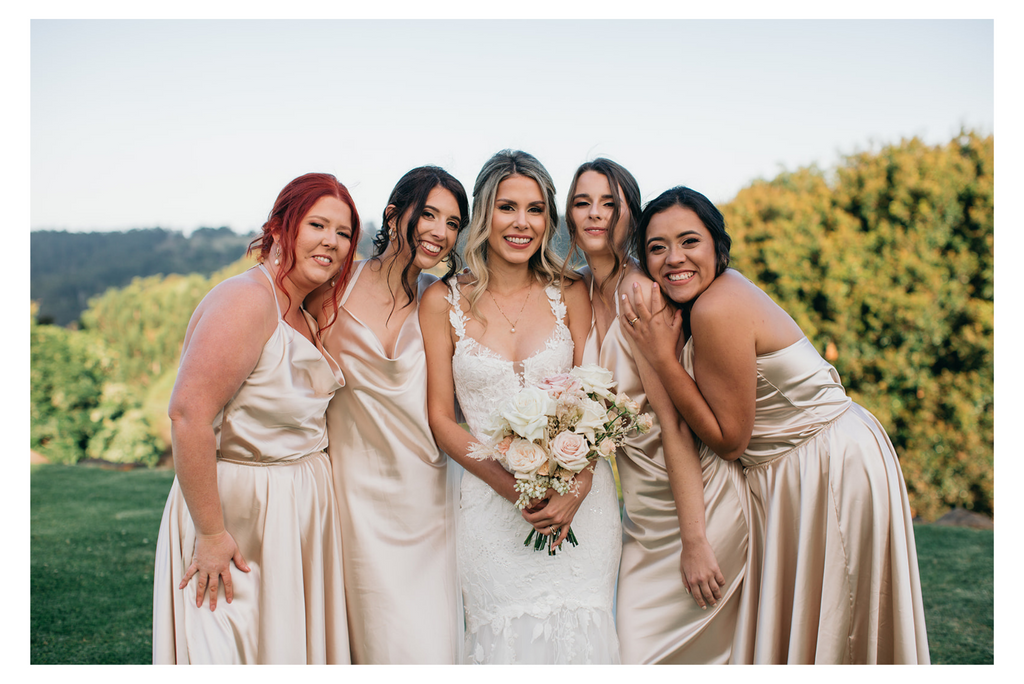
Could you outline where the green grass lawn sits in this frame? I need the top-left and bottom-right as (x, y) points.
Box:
(30, 463), (993, 664)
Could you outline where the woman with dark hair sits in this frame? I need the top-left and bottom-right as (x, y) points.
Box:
(421, 150), (621, 663)
(566, 161), (751, 664)
(621, 186), (930, 663)
(152, 173), (359, 664)
(307, 166), (469, 664)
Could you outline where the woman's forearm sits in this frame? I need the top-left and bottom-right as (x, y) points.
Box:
(170, 417), (227, 536)
(430, 414), (519, 504)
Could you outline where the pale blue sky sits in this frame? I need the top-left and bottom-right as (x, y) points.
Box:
(30, 19), (993, 234)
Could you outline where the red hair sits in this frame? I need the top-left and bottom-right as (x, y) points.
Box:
(248, 173), (361, 330)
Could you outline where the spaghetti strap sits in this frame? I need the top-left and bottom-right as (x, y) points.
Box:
(542, 282), (567, 325)
(445, 280), (469, 342)
(257, 263), (283, 319)
(340, 260), (367, 306)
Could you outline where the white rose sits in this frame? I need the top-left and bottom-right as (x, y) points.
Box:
(500, 386), (557, 442)
(550, 430), (592, 472)
(505, 438), (549, 478)
(571, 364), (616, 400)
(575, 397), (608, 442)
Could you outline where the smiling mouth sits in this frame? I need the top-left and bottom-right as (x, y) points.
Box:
(666, 271), (694, 282)
(505, 236), (532, 245)
(312, 255), (333, 266)
(584, 227), (607, 235)
(420, 242), (442, 256)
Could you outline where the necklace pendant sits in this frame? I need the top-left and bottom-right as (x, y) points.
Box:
(511, 327), (516, 333)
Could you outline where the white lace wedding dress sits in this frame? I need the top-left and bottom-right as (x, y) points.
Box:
(447, 280), (622, 664)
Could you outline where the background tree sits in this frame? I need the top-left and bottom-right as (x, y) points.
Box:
(723, 131), (993, 520)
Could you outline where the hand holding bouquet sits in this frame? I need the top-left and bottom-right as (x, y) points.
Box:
(469, 364), (652, 554)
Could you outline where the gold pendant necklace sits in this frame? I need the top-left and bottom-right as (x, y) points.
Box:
(487, 283), (532, 333)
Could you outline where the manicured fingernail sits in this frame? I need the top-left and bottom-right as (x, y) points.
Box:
(632, 282), (638, 288)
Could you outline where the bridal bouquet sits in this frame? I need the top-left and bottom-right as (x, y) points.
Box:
(469, 364), (652, 555)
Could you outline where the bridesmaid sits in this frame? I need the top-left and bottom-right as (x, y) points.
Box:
(308, 166), (469, 664)
(622, 186), (930, 663)
(153, 173), (358, 663)
(565, 159), (751, 663)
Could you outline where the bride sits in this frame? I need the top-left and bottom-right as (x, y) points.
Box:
(420, 149), (622, 664)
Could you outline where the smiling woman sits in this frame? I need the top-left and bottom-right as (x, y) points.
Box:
(151, 173), (359, 664)
(419, 149), (621, 664)
(307, 166), (470, 664)
(622, 185), (930, 663)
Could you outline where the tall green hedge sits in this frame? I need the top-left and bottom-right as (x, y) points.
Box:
(722, 132), (993, 521)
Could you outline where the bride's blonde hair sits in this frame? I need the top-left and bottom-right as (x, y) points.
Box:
(462, 149), (576, 322)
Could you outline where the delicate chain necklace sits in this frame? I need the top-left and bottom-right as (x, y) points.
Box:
(487, 282), (532, 333)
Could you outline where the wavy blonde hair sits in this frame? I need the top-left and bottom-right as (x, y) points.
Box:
(461, 149), (576, 323)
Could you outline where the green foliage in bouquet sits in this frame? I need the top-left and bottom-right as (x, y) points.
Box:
(722, 131), (993, 520)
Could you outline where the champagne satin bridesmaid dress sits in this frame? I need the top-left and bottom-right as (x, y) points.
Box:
(152, 264), (349, 664)
(584, 289), (752, 664)
(322, 261), (461, 664)
(683, 336), (930, 663)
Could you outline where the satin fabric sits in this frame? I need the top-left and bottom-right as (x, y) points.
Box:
(152, 265), (349, 664)
(684, 336), (930, 663)
(584, 296), (751, 664)
(323, 262), (461, 664)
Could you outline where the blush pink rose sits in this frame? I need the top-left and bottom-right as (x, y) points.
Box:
(550, 430), (592, 472)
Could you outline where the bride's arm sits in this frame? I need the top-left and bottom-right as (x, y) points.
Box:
(420, 280), (520, 504)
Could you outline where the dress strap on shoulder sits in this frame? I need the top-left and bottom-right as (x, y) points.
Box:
(445, 279), (468, 341)
(340, 260), (367, 306)
(543, 281), (567, 324)
(257, 263), (283, 319)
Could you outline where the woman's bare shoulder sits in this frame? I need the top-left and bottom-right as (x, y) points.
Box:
(692, 270), (766, 324)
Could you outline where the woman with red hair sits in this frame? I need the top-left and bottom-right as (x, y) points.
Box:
(152, 173), (360, 664)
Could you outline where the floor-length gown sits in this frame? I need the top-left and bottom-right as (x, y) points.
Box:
(152, 264), (349, 664)
(583, 289), (752, 664)
(683, 336), (930, 663)
(324, 261), (460, 664)
(447, 280), (621, 664)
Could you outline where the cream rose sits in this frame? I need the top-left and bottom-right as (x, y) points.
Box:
(575, 397), (608, 442)
(571, 364), (616, 400)
(598, 438), (616, 457)
(500, 386), (557, 442)
(505, 438), (549, 478)
(550, 430), (592, 472)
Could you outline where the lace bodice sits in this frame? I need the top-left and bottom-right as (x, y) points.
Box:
(445, 277), (621, 663)
(446, 280), (573, 439)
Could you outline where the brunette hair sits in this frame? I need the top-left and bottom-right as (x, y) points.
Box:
(562, 158), (641, 290)
(632, 185), (731, 285)
(372, 166), (469, 307)
(248, 172), (360, 327)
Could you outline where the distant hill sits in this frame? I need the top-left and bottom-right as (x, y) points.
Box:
(31, 227), (256, 326)
(31, 217), (577, 327)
